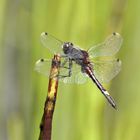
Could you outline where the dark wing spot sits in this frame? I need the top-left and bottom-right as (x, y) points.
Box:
(45, 32), (48, 35)
(40, 58), (44, 62)
(113, 32), (116, 36)
(117, 58), (120, 62)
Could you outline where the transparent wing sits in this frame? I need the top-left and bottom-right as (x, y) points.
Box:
(35, 58), (52, 76)
(60, 72), (88, 84)
(35, 58), (88, 84)
(88, 32), (123, 58)
(92, 57), (122, 83)
(60, 61), (88, 84)
(41, 32), (64, 54)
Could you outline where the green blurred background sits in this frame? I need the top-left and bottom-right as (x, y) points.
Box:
(0, 0), (140, 140)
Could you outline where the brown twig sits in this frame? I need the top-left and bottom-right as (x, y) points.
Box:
(39, 54), (61, 140)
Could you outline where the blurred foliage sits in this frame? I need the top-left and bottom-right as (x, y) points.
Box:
(0, 0), (140, 140)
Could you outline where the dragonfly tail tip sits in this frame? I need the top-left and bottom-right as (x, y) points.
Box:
(112, 104), (117, 110)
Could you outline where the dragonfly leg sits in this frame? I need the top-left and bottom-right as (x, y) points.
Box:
(68, 59), (72, 76)
(58, 59), (73, 78)
(60, 57), (69, 68)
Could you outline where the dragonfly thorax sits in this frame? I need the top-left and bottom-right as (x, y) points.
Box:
(63, 42), (90, 66)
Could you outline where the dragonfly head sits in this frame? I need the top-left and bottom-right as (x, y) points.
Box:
(63, 42), (73, 54)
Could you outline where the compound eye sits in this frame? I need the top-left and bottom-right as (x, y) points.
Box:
(64, 42), (70, 48)
(70, 42), (73, 46)
(63, 43), (71, 54)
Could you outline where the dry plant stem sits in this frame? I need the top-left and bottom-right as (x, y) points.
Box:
(39, 54), (61, 140)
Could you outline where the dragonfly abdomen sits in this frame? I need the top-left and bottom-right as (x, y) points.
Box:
(84, 66), (117, 109)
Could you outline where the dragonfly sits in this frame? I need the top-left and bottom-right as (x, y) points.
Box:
(35, 32), (123, 109)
